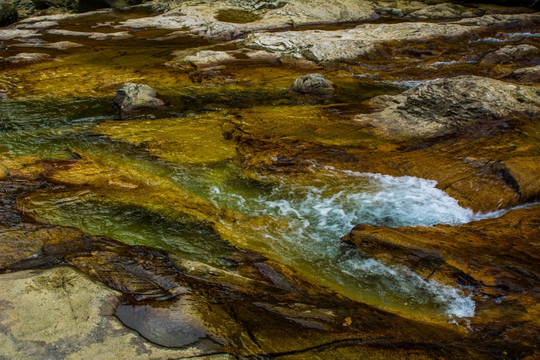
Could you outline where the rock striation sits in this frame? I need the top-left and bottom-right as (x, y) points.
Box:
(356, 75), (540, 138)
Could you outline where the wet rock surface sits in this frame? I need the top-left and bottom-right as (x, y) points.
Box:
(342, 205), (540, 350)
(356, 75), (540, 138)
(113, 82), (166, 114)
(289, 74), (335, 97)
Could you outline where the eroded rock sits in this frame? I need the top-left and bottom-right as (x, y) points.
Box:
(504, 64), (540, 83)
(0, 267), (223, 360)
(481, 44), (540, 64)
(289, 74), (335, 97)
(112, 82), (166, 114)
(356, 75), (540, 138)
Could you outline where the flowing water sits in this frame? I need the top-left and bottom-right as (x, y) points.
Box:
(2, 8), (532, 326)
(4, 94), (498, 321)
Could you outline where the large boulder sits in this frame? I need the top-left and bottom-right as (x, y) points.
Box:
(356, 75), (540, 138)
(112, 82), (165, 114)
(0, 1), (18, 27)
(289, 74), (335, 97)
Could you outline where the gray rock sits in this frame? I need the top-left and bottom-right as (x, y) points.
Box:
(113, 82), (165, 113)
(481, 44), (540, 64)
(243, 22), (478, 64)
(180, 50), (236, 67)
(0, 1), (19, 27)
(117, 0), (378, 41)
(289, 74), (335, 97)
(0, 267), (224, 359)
(116, 296), (212, 348)
(356, 76), (540, 138)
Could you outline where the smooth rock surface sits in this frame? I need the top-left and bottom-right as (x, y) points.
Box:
(0, 267), (231, 360)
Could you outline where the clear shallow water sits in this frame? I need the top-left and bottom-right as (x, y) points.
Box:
(1, 94), (502, 320)
(19, 150), (506, 321)
(1, 83), (506, 323)
(202, 166), (506, 320)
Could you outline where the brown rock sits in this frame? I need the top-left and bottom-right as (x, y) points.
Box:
(341, 205), (540, 297)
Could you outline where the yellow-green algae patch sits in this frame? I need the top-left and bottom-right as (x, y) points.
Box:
(96, 112), (238, 165)
(18, 152), (288, 253)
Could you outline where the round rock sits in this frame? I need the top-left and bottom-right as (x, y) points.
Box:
(289, 74), (335, 97)
(113, 82), (165, 113)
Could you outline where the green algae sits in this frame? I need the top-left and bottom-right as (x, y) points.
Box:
(215, 9), (262, 24)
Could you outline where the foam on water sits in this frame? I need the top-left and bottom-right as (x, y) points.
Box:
(508, 32), (540, 38)
(205, 167), (490, 320)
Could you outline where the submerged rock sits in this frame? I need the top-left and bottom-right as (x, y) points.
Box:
(0, 1), (18, 27)
(289, 74), (335, 97)
(112, 82), (166, 114)
(356, 75), (540, 138)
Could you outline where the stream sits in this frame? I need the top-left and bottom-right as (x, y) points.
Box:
(1, 5), (538, 334)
